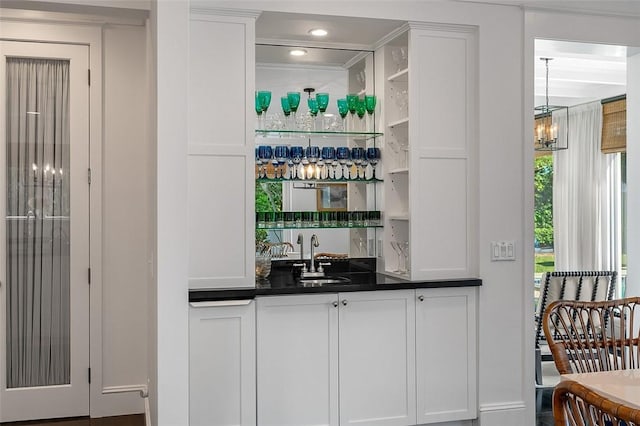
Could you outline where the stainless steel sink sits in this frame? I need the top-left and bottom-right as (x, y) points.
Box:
(299, 276), (351, 287)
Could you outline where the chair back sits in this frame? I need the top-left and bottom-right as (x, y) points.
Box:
(535, 271), (617, 350)
(543, 297), (640, 375)
(553, 379), (640, 425)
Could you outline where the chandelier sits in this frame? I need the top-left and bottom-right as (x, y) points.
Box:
(535, 57), (569, 151)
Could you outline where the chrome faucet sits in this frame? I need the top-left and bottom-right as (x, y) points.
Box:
(309, 234), (319, 273)
(296, 233), (304, 260)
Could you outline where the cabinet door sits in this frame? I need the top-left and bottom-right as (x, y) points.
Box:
(256, 294), (339, 426)
(338, 290), (416, 426)
(189, 301), (256, 426)
(416, 287), (478, 423)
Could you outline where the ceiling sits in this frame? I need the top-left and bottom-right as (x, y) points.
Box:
(535, 40), (627, 107)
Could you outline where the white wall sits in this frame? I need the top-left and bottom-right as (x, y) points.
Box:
(99, 22), (149, 416)
(626, 49), (640, 296)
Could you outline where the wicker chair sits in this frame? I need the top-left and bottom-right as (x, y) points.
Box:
(543, 297), (640, 376)
(535, 271), (617, 386)
(553, 379), (640, 425)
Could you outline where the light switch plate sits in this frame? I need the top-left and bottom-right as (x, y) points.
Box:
(491, 241), (516, 261)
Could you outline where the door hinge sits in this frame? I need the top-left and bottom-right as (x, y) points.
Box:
(88, 267), (91, 285)
(88, 168), (92, 185)
(88, 69), (91, 86)
(88, 367), (91, 384)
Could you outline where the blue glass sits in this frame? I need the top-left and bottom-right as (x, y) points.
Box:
(305, 146), (320, 163)
(257, 145), (273, 178)
(366, 147), (381, 179)
(321, 147), (336, 179)
(351, 147), (365, 179)
(289, 146), (304, 179)
(336, 146), (350, 180)
(274, 145), (290, 179)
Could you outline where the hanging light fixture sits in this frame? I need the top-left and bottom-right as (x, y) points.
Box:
(535, 57), (569, 151)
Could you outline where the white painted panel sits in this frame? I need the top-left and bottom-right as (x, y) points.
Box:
(413, 158), (468, 277)
(257, 294), (339, 426)
(189, 303), (256, 426)
(188, 155), (248, 287)
(338, 290), (416, 426)
(189, 19), (246, 147)
(412, 31), (468, 153)
(416, 288), (477, 423)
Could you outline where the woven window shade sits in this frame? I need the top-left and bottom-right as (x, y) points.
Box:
(601, 98), (626, 153)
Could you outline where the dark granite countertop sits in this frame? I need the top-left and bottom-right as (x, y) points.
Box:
(189, 258), (481, 302)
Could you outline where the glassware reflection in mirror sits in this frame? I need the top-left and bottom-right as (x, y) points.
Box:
(281, 96), (291, 129)
(366, 147), (381, 179)
(365, 95), (376, 131)
(287, 91), (301, 129)
(351, 147), (365, 180)
(290, 146), (304, 180)
(257, 91), (272, 129)
(337, 98), (348, 131)
(274, 145), (289, 179)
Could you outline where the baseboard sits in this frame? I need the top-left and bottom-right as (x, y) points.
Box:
(478, 401), (528, 425)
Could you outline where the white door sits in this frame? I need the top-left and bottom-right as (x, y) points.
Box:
(256, 294), (339, 426)
(338, 290), (416, 426)
(0, 40), (90, 422)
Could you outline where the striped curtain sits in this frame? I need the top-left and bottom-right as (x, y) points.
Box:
(5, 58), (71, 388)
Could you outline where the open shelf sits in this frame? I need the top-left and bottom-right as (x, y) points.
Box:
(257, 224), (383, 230)
(387, 214), (410, 221)
(388, 168), (409, 175)
(256, 129), (383, 139)
(388, 117), (409, 128)
(387, 68), (408, 83)
(257, 177), (383, 183)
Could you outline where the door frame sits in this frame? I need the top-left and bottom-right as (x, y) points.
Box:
(0, 16), (106, 417)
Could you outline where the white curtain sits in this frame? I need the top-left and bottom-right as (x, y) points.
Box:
(553, 101), (621, 273)
(5, 58), (71, 388)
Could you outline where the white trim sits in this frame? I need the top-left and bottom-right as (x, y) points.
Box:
(372, 23), (410, 51)
(190, 300), (253, 308)
(0, 7), (147, 26)
(256, 62), (345, 72)
(190, 6), (261, 19)
(408, 21), (478, 34)
(256, 36), (372, 52)
(479, 401), (527, 412)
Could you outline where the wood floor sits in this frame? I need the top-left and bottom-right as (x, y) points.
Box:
(0, 415), (144, 426)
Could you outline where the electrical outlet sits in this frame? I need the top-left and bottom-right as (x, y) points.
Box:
(491, 241), (516, 261)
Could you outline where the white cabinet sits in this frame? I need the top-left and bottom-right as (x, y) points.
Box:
(415, 287), (478, 423)
(339, 290), (416, 426)
(256, 294), (339, 426)
(256, 290), (415, 426)
(189, 301), (256, 426)
(379, 24), (479, 281)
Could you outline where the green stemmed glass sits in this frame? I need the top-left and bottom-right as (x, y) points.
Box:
(346, 93), (358, 115)
(255, 93), (263, 129)
(287, 92), (301, 129)
(316, 92), (329, 114)
(337, 98), (348, 131)
(281, 96), (291, 129)
(365, 95), (377, 132)
(308, 98), (319, 131)
(356, 98), (366, 131)
(257, 91), (271, 128)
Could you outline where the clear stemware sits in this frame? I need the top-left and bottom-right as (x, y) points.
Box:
(305, 145), (320, 179)
(257, 91), (272, 129)
(307, 98), (319, 131)
(280, 96), (292, 130)
(365, 95), (377, 132)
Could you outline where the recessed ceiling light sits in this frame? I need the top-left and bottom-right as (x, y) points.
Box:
(289, 49), (307, 57)
(309, 28), (328, 37)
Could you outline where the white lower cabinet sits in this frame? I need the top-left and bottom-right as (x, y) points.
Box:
(416, 287), (478, 424)
(189, 300), (256, 426)
(256, 290), (416, 426)
(256, 294), (339, 426)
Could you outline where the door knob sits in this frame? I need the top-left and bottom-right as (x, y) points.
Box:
(332, 301), (339, 308)
(342, 299), (348, 306)
(418, 295), (424, 302)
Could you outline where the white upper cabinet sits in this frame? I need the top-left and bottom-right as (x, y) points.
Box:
(188, 11), (258, 289)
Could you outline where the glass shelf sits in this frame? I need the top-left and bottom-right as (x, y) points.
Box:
(257, 224), (383, 230)
(256, 129), (383, 139)
(256, 177), (383, 183)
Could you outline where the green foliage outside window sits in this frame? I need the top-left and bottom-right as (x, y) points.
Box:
(534, 155), (554, 248)
(255, 181), (282, 246)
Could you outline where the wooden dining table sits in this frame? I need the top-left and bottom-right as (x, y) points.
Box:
(561, 369), (640, 409)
